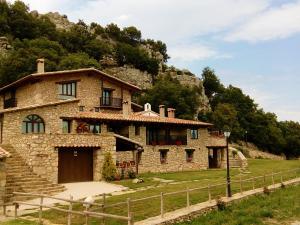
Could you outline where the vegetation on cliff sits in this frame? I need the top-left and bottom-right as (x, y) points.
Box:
(0, 1), (299, 158)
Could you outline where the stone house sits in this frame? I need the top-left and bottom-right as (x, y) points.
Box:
(0, 59), (226, 191)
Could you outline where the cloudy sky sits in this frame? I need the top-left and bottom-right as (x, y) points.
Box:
(13, 0), (300, 122)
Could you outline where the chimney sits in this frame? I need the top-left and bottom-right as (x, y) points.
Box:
(159, 105), (165, 117)
(167, 108), (175, 118)
(122, 100), (130, 117)
(36, 58), (45, 73)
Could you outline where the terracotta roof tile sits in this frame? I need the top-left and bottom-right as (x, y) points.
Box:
(66, 112), (212, 126)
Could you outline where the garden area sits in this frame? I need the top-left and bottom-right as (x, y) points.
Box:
(1, 159), (299, 225)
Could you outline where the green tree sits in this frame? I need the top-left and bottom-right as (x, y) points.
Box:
(121, 26), (141, 44)
(83, 39), (111, 60)
(105, 23), (121, 40)
(201, 67), (224, 100)
(58, 52), (100, 70)
(101, 152), (117, 181)
(140, 76), (199, 119)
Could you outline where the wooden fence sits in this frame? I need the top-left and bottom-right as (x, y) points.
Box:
(2, 168), (300, 224)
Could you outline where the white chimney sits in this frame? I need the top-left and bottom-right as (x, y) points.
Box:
(37, 58), (45, 73)
(144, 103), (151, 112)
(159, 105), (165, 117)
(167, 108), (175, 118)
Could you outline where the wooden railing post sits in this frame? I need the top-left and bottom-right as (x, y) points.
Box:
(67, 195), (73, 225)
(240, 176), (243, 194)
(129, 212), (134, 225)
(127, 198), (132, 225)
(263, 174), (266, 186)
(14, 203), (18, 219)
(85, 205), (88, 225)
(208, 184), (211, 202)
(39, 196), (44, 224)
(160, 192), (164, 218)
(271, 172), (275, 189)
(186, 187), (190, 208)
(102, 193), (106, 225)
(3, 204), (6, 217)
(252, 177), (255, 190)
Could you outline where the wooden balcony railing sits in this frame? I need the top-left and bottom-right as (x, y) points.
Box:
(100, 97), (122, 108)
(4, 98), (17, 109)
(147, 135), (187, 146)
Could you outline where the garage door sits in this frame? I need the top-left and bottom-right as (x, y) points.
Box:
(58, 148), (93, 183)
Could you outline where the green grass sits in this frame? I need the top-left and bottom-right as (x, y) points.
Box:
(0, 219), (36, 225)
(175, 184), (300, 225)
(2, 159), (299, 225)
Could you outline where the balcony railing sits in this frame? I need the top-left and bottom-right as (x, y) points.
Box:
(4, 98), (17, 109)
(148, 135), (187, 146)
(100, 97), (122, 108)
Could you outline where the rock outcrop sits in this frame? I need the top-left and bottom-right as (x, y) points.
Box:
(0, 37), (12, 55)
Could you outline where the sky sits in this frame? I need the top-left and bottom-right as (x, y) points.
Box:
(12, 0), (300, 122)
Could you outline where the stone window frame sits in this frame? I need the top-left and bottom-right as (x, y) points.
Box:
(159, 149), (169, 164)
(190, 129), (198, 139)
(22, 114), (45, 134)
(185, 149), (195, 163)
(57, 80), (78, 100)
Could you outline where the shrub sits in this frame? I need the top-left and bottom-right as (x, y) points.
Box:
(102, 152), (117, 181)
(263, 186), (270, 195)
(127, 169), (136, 179)
(216, 196), (226, 210)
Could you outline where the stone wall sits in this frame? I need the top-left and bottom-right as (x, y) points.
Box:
(0, 159), (6, 205)
(1, 101), (117, 183)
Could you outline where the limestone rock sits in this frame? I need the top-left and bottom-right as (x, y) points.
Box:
(132, 178), (144, 184)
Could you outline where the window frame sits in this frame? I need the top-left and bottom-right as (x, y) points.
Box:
(190, 129), (198, 139)
(22, 114), (45, 134)
(89, 123), (101, 134)
(62, 119), (72, 133)
(159, 149), (168, 164)
(185, 149), (195, 163)
(58, 81), (77, 99)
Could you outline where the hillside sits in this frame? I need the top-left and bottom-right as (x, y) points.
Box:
(0, 0), (299, 158)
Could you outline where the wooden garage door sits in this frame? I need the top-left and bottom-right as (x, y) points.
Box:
(58, 148), (93, 183)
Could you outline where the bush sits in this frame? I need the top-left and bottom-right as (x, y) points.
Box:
(102, 152), (117, 181)
(263, 186), (270, 195)
(216, 196), (226, 210)
(127, 169), (136, 179)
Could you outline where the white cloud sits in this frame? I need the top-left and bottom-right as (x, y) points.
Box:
(225, 0), (300, 42)
(168, 43), (232, 62)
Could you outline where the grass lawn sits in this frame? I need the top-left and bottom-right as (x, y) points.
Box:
(175, 184), (300, 225)
(1, 159), (299, 225)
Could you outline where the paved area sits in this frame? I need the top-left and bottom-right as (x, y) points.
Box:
(6, 181), (127, 213)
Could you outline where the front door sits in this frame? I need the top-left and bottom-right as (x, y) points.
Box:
(58, 148), (93, 183)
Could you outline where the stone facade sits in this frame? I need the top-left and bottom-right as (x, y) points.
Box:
(0, 159), (6, 205)
(0, 67), (222, 184)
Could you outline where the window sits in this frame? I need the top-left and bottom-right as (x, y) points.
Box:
(79, 106), (85, 111)
(102, 89), (112, 105)
(58, 82), (76, 99)
(159, 149), (168, 164)
(89, 123), (101, 134)
(190, 129), (198, 139)
(185, 149), (195, 163)
(135, 125), (140, 136)
(22, 115), (45, 133)
(62, 120), (72, 133)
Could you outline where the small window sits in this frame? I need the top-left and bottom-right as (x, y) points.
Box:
(79, 106), (85, 111)
(58, 82), (77, 99)
(62, 120), (72, 133)
(102, 89), (112, 106)
(89, 124), (101, 134)
(135, 125), (140, 136)
(190, 129), (198, 139)
(22, 115), (45, 133)
(186, 149), (195, 163)
(160, 149), (168, 164)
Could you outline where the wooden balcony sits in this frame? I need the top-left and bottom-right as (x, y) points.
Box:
(4, 98), (17, 109)
(100, 97), (122, 108)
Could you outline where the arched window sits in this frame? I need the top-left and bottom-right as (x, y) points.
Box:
(22, 115), (45, 133)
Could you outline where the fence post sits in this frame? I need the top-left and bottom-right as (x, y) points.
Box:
(208, 184), (211, 202)
(39, 196), (44, 224)
(67, 195), (73, 225)
(252, 177), (255, 190)
(280, 173), (283, 184)
(129, 212), (134, 225)
(102, 193), (106, 225)
(3, 205), (6, 217)
(160, 192), (164, 218)
(240, 176), (243, 194)
(85, 205), (88, 225)
(271, 172), (275, 189)
(186, 187), (190, 208)
(263, 174), (266, 186)
(127, 198), (132, 225)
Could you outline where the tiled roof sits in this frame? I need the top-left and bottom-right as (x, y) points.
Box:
(0, 68), (141, 93)
(0, 99), (79, 114)
(0, 147), (11, 158)
(65, 112), (213, 127)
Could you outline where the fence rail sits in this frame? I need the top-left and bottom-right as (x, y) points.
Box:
(2, 168), (299, 224)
